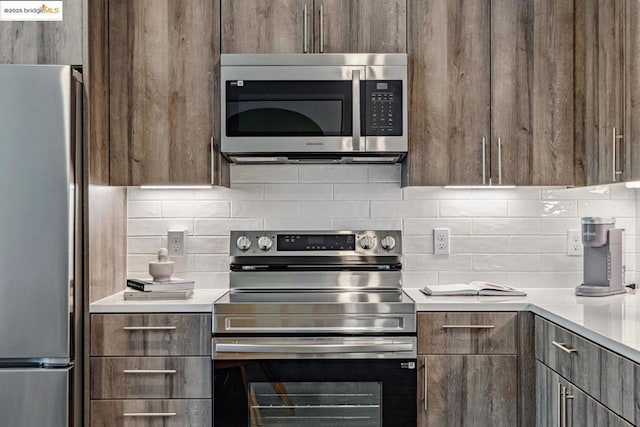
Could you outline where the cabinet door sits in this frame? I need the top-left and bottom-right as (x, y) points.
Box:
(576, 0), (625, 185)
(0, 0), (82, 65)
(405, 0), (491, 186)
(626, 0), (640, 181)
(109, 0), (217, 185)
(566, 382), (634, 427)
(221, 0), (312, 53)
(314, 0), (406, 53)
(491, 0), (575, 186)
(418, 355), (517, 427)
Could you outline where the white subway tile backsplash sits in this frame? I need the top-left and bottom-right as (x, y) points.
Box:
(332, 218), (402, 231)
(265, 184), (333, 200)
(128, 201), (162, 218)
(507, 272), (579, 288)
(128, 237), (162, 254)
(232, 201), (300, 218)
(508, 200), (578, 217)
(473, 254), (541, 272)
(371, 200), (437, 218)
(368, 165), (401, 182)
(125, 166), (639, 289)
(264, 218), (333, 230)
(508, 236), (567, 253)
(404, 254), (472, 271)
(334, 183), (402, 200)
(472, 218), (541, 235)
(128, 219), (194, 236)
(195, 218), (263, 235)
(162, 201), (230, 218)
(440, 200), (508, 217)
(578, 200), (636, 218)
(299, 165), (368, 183)
(301, 201), (369, 217)
(188, 237), (229, 254)
(450, 236), (510, 254)
(404, 219), (472, 235)
(230, 165), (299, 183)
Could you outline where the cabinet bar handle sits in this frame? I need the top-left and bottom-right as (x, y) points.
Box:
(552, 341), (577, 354)
(482, 137), (487, 185)
(497, 137), (503, 185)
(565, 388), (574, 427)
(613, 127), (624, 181)
(211, 136), (215, 185)
(123, 413), (177, 417)
(123, 369), (177, 374)
(559, 384), (566, 427)
(303, 4), (309, 53)
(423, 358), (428, 411)
(122, 326), (177, 331)
(441, 324), (495, 329)
(319, 5), (324, 53)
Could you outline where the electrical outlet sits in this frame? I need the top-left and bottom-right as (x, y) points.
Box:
(433, 228), (450, 255)
(567, 229), (582, 256)
(167, 229), (187, 256)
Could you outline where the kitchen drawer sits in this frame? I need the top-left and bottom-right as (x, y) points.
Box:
(417, 312), (517, 354)
(535, 316), (600, 401)
(91, 314), (211, 356)
(91, 399), (211, 427)
(90, 357), (211, 399)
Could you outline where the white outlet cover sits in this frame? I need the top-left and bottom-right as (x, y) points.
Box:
(167, 229), (187, 257)
(567, 229), (582, 256)
(433, 228), (450, 255)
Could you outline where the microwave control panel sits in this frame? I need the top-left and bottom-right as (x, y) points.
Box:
(363, 80), (403, 136)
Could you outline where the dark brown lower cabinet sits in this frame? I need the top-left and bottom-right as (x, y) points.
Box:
(418, 355), (517, 427)
(91, 399), (211, 427)
(536, 361), (632, 427)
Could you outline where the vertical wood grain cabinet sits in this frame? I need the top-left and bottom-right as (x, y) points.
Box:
(417, 312), (523, 427)
(576, 0), (627, 185)
(108, 0), (228, 186)
(535, 316), (638, 426)
(405, 0), (577, 186)
(90, 313), (212, 427)
(0, 0), (82, 64)
(221, 0), (406, 53)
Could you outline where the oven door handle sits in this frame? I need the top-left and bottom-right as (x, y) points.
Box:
(215, 342), (414, 354)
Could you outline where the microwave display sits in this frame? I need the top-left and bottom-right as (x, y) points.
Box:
(362, 80), (403, 136)
(226, 80), (353, 137)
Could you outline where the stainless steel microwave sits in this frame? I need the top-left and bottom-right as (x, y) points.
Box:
(220, 54), (407, 164)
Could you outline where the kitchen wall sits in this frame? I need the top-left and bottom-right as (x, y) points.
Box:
(127, 165), (638, 289)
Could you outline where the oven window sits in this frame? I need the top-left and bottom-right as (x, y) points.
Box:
(249, 381), (381, 426)
(225, 80), (353, 137)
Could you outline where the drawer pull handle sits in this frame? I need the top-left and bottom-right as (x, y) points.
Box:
(123, 326), (177, 331)
(442, 325), (495, 329)
(123, 369), (177, 374)
(123, 412), (177, 417)
(552, 341), (578, 354)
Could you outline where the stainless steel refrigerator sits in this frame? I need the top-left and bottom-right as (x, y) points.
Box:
(0, 65), (83, 426)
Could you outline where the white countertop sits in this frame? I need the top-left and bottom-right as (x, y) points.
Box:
(89, 289), (228, 313)
(406, 287), (640, 364)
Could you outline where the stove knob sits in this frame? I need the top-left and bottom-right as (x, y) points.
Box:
(381, 235), (396, 250)
(258, 236), (273, 251)
(236, 235), (252, 251)
(359, 235), (375, 250)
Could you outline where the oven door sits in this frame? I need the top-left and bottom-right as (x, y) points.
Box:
(221, 66), (365, 155)
(212, 337), (417, 427)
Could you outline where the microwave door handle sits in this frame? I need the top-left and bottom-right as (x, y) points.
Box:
(352, 69), (361, 151)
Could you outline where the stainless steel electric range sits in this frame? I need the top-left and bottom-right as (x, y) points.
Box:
(212, 230), (416, 427)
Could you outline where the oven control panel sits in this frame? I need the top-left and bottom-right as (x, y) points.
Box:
(230, 230), (402, 256)
(363, 80), (403, 136)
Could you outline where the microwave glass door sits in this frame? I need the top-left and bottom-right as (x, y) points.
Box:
(226, 80), (353, 137)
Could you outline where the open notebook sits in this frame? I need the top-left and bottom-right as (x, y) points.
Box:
(421, 281), (527, 296)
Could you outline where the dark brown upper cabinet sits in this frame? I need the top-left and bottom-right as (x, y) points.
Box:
(405, 0), (577, 186)
(108, 0), (228, 186)
(221, 0), (406, 54)
(0, 0), (82, 65)
(576, 0), (627, 185)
